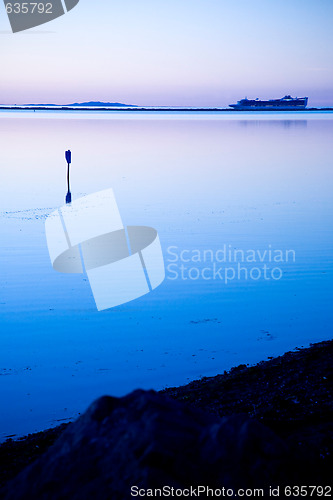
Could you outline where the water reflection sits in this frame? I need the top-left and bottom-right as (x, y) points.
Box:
(65, 191), (72, 204)
(239, 120), (307, 128)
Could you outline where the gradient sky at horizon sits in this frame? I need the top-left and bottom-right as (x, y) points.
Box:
(1, 0), (333, 106)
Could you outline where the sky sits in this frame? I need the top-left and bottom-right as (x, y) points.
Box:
(0, 0), (333, 107)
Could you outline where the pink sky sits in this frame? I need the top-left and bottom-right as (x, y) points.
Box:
(1, 0), (332, 107)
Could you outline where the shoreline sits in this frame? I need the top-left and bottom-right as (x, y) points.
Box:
(1, 106), (333, 112)
(0, 339), (332, 488)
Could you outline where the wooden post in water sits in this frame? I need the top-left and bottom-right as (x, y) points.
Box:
(65, 150), (72, 204)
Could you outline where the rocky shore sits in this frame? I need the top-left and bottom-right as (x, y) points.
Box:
(0, 340), (332, 497)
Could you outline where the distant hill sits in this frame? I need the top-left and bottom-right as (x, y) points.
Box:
(17, 101), (137, 107)
(66, 101), (137, 107)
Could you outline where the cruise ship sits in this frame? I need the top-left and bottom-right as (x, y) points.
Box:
(229, 95), (308, 110)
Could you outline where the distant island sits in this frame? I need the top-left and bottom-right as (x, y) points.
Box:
(6, 101), (137, 108)
(66, 101), (137, 107)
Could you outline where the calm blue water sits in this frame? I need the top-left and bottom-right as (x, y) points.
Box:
(1, 110), (332, 440)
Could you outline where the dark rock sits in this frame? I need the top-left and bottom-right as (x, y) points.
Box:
(2, 390), (294, 500)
